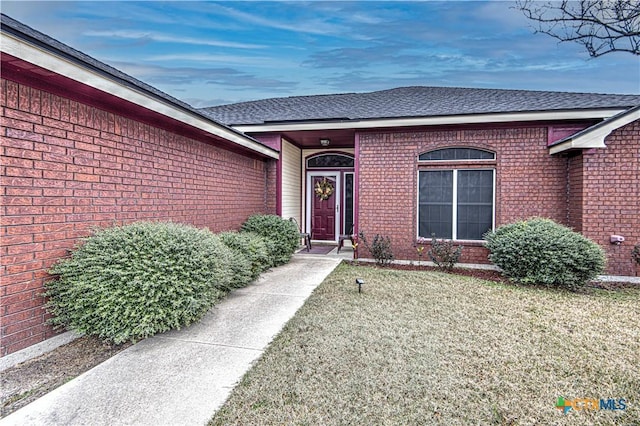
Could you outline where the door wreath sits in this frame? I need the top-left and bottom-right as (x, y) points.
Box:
(314, 177), (334, 200)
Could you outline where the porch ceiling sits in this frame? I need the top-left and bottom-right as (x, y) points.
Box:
(259, 129), (356, 149)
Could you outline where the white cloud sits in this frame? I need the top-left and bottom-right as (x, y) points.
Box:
(145, 53), (274, 66)
(84, 30), (265, 49)
(210, 3), (348, 37)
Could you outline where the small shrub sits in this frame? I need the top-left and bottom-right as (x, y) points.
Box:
(219, 231), (270, 280)
(215, 235), (253, 290)
(632, 244), (640, 265)
(358, 232), (394, 266)
(46, 221), (237, 344)
(484, 217), (606, 289)
(240, 215), (300, 267)
(428, 234), (463, 271)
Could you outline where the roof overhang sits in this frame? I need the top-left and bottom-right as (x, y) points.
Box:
(549, 105), (640, 155)
(0, 29), (278, 160)
(232, 109), (627, 134)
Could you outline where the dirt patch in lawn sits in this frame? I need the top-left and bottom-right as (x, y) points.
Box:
(1, 336), (131, 418)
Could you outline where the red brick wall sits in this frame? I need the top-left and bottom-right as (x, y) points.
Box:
(265, 159), (278, 214)
(1, 79), (274, 356)
(567, 152), (584, 232)
(579, 120), (639, 276)
(357, 126), (569, 264)
(357, 124), (639, 276)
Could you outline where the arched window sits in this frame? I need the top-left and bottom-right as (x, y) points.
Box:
(419, 147), (495, 161)
(307, 153), (354, 168)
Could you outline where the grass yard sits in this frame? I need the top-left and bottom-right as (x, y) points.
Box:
(210, 264), (640, 425)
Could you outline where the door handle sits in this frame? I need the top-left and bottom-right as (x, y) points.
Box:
(336, 204), (340, 213)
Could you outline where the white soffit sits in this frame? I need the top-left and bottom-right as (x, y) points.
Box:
(233, 109), (625, 133)
(549, 106), (640, 155)
(1, 33), (278, 159)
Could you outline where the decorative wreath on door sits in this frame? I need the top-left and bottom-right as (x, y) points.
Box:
(314, 177), (334, 201)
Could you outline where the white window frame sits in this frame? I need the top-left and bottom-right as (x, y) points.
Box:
(417, 168), (495, 241)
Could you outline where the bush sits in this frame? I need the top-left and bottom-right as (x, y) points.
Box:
(484, 217), (606, 289)
(46, 222), (238, 344)
(633, 244), (640, 265)
(240, 215), (300, 267)
(219, 231), (271, 281)
(358, 232), (394, 266)
(428, 234), (463, 271)
(215, 235), (253, 290)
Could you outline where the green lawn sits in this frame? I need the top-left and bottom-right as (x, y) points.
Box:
(210, 264), (640, 425)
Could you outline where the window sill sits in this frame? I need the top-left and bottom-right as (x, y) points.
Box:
(416, 238), (487, 247)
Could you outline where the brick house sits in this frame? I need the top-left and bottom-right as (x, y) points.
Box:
(1, 14), (639, 358)
(202, 89), (640, 277)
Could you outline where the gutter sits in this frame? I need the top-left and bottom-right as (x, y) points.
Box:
(232, 109), (627, 133)
(549, 105), (640, 154)
(1, 14), (278, 159)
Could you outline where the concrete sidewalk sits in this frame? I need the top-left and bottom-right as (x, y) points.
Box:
(1, 254), (341, 426)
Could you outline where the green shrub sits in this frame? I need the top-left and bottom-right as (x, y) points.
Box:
(633, 244), (640, 265)
(219, 231), (270, 281)
(428, 234), (464, 271)
(215, 234), (253, 290)
(240, 215), (299, 266)
(484, 218), (606, 289)
(46, 221), (238, 344)
(358, 232), (394, 266)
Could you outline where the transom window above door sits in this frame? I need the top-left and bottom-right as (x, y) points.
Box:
(307, 153), (354, 168)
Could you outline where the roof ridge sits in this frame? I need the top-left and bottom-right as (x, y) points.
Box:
(203, 85), (640, 111)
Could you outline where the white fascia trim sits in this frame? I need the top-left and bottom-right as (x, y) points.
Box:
(234, 109), (624, 133)
(1, 33), (278, 159)
(549, 107), (640, 154)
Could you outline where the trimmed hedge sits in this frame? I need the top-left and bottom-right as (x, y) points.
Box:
(216, 234), (253, 290)
(46, 215), (300, 344)
(240, 215), (300, 266)
(46, 222), (237, 344)
(484, 217), (606, 289)
(219, 231), (271, 281)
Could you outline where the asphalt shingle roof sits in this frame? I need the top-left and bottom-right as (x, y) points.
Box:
(200, 86), (640, 126)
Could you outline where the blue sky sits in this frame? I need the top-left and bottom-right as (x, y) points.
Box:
(3, 1), (639, 107)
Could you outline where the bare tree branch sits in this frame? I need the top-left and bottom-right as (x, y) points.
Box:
(516, 0), (640, 57)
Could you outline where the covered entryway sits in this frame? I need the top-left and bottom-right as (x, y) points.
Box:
(305, 153), (354, 243)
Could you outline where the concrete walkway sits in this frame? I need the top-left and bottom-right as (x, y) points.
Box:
(1, 254), (341, 426)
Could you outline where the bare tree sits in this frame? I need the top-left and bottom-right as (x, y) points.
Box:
(516, 0), (640, 57)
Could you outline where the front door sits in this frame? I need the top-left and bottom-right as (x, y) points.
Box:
(310, 174), (338, 241)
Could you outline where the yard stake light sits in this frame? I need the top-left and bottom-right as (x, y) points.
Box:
(356, 278), (364, 293)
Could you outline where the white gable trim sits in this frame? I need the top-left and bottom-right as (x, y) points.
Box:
(549, 106), (640, 154)
(1, 32), (279, 159)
